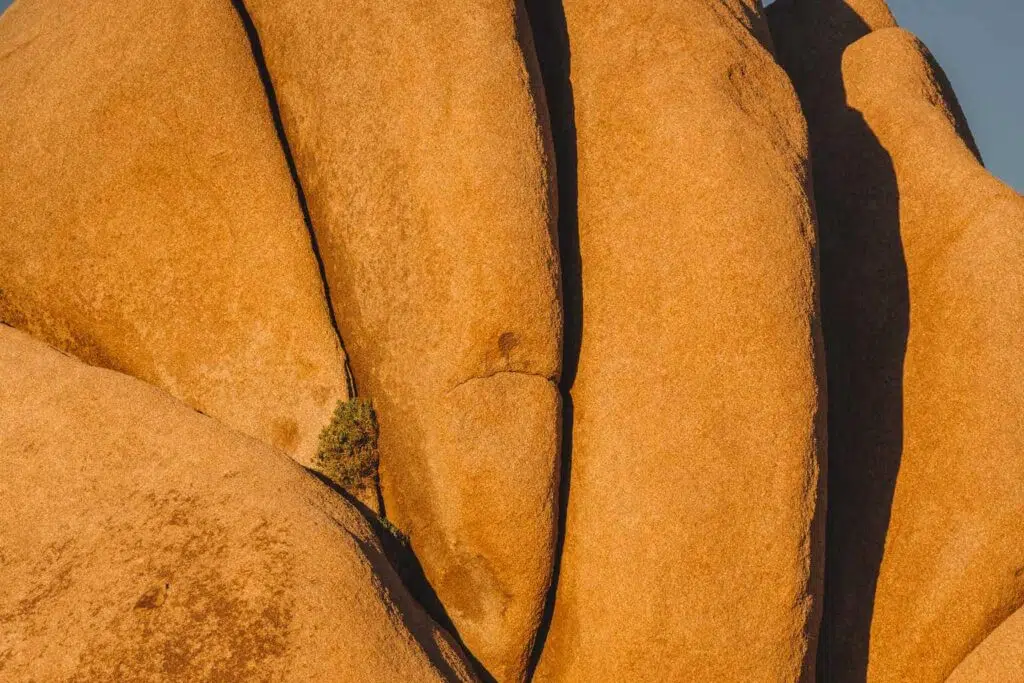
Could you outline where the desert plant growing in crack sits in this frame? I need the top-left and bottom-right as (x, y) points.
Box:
(314, 398), (380, 497)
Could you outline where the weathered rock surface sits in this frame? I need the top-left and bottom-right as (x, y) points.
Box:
(0, 324), (475, 682)
(845, 28), (1024, 683)
(237, 2), (562, 679)
(947, 607), (1024, 683)
(528, 1), (825, 680)
(0, 0), (349, 463)
(770, 6), (1024, 679)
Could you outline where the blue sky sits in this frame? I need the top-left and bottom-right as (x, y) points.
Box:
(0, 0), (1019, 190)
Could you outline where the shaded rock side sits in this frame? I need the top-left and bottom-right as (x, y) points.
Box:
(529, 1), (825, 680)
(0, 0), (349, 463)
(765, 3), (907, 680)
(946, 607), (1024, 683)
(843, 28), (1024, 683)
(236, 1), (562, 680)
(770, 7), (1024, 678)
(0, 324), (475, 682)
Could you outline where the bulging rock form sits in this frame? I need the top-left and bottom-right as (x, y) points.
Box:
(947, 607), (1024, 683)
(528, 1), (825, 680)
(770, 6), (1024, 678)
(0, 324), (475, 682)
(0, 0), (349, 463)
(843, 28), (1024, 683)
(236, 2), (562, 679)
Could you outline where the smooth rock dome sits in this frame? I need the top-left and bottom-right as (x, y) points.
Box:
(0, 324), (475, 682)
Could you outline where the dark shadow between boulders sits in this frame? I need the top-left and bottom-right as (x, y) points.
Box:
(305, 467), (495, 681)
(767, 3), (908, 680)
(521, 1), (582, 680)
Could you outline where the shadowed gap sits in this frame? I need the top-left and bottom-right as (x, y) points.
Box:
(522, 0), (582, 679)
(767, 3), (908, 680)
(306, 470), (497, 681)
(230, 0), (356, 398)
(305, 468), (481, 681)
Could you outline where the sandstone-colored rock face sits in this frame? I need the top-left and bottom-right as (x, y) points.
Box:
(844, 28), (1024, 683)
(947, 607), (1024, 683)
(237, 2), (561, 679)
(770, 5), (1024, 678)
(529, 2), (825, 680)
(0, 324), (475, 682)
(0, 0), (349, 463)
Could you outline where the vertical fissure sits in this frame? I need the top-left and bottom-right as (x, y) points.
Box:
(230, 0), (357, 398)
(522, 1), (582, 679)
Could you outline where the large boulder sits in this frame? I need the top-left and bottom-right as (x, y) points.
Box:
(527, 1), (826, 680)
(0, 0), (350, 463)
(236, 2), (563, 680)
(843, 28), (1024, 682)
(0, 324), (474, 682)
(770, 5), (1024, 678)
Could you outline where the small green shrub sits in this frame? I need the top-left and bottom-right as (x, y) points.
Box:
(314, 398), (379, 493)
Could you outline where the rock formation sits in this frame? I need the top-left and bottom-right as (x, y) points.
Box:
(0, 0), (350, 463)
(528, 1), (826, 680)
(236, 1), (562, 679)
(0, 324), (475, 682)
(844, 28), (1024, 683)
(770, 2), (1024, 680)
(1, 0), (1021, 679)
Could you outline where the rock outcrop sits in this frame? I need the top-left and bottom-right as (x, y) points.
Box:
(845, 28), (1024, 683)
(0, 0), (350, 463)
(2, 0), (1021, 679)
(528, 1), (826, 680)
(236, 2), (562, 680)
(0, 324), (475, 682)
(770, 3), (1024, 679)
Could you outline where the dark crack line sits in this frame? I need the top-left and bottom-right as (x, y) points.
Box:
(230, 0), (357, 398)
(448, 369), (558, 395)
(522, 0), (582, 679)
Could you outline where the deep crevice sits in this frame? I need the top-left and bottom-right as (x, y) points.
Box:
(767, 4), (908, 680)
(522, 1), (582, 679)
(230, 0), (357, 398)
(305, 467), (483, 681)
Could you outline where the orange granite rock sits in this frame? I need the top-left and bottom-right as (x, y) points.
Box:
(0, 324), (475, 682)
(844, 28), (1024, 682)
(0, 0), (351, 464)
(237, 1), (562, 679)
(528, 1), (826, 680)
